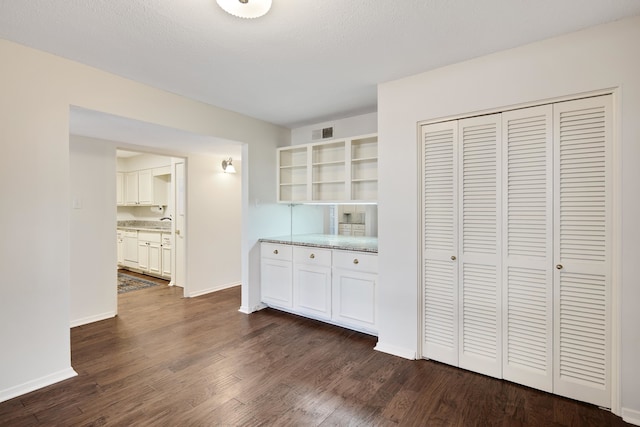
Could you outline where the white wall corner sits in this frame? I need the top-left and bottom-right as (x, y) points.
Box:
(374, 342), (417, 360)
(0, 368), (77, 404)
(622, 408), (640, 426)
(70, 311), (117, 328)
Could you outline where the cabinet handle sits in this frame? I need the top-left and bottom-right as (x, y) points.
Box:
(451, 255), (456, 261)
(556, 264), (563, 270)
(273, 249), (278, 255)
(353, 259), (359, 265)
(309, 253), (315, 259)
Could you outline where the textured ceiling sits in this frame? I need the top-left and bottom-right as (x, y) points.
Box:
(2, 1), (640, 128)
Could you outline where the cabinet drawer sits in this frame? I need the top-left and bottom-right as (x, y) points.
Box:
(261, 243), (293, 261)
(333, 250), (378, 273)
(352, 224), (365, 231)
(124, 230), (137, 238)
(293, 246), (331, 267)
(138, 231), (161, 243)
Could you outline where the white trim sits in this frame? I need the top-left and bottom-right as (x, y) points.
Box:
(70, 311), (116, 328)
(622, 408), (640, 426)
(0, 368), (77, 404)
(238, 302), (267, 314)
(610, 87), (622, 416)
(374, 342), (416, 360)
(187, 282), (240, 298)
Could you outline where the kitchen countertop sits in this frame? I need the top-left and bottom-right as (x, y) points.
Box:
(117, 220), (171, 233)
(260, 234), (378, 253)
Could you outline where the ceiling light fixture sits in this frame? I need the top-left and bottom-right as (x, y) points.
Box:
(222, 158), (236, 173)
(216, 0), (272, 19)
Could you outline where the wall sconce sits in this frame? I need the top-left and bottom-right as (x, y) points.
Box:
(222, 157), (236, 173)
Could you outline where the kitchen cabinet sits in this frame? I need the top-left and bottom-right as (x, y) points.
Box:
(260, 242), (378, 335)
(121, 168), (170, 206)
(161, 233), (172, 278)
(116, 230), (124, 265)
(124, 172), (139, 205)
(116, 173), (124, 206)
(138, 231), (161, 275)
(123, 230), (138, 268)
(293, 246), (332, 320)
(277, 133), (377, 203)
(260, 243), (293, 309)
(331, 250), (378, 334)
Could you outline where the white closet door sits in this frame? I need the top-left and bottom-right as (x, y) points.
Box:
(501, 105), (554, 391)
(457, 114), (502, 378)
(421, 121), (459, 366)
(553, 95), (612, 407)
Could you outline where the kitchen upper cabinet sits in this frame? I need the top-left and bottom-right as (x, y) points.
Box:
(121, 168), (170, 206)
(116, 173), (124, 206)
(293, 246), (332, 320)
(260, 243), (293, 309)
(124, 172), (139, 205)
(277, 133), (378, 203)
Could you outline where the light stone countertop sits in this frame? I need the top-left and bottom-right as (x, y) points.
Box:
(117, 220), (171, 233)
(259, 234), (378, 253)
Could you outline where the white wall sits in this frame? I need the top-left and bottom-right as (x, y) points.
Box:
(69, 136), (118, 327)
(290, 112), (377, 146)
(0, 38), (290, 402)
(377, 15), (640, 420)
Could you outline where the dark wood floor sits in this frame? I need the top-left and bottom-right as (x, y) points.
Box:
(0, 282), (631, 426)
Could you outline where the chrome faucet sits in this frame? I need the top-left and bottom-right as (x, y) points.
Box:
(160, 216), (172, 221)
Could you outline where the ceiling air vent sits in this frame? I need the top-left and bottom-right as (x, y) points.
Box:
(312, 127), (334, 140)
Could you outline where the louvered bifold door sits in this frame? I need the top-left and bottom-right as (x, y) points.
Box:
(457, 114), (502, 378)
(553, 95), (612, 408)
(421, 121), (459, 366)
(501, 105), (554, 392)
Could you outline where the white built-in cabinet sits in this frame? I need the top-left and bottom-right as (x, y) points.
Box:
(138, 231), (161, 276)
(260, 243), (294, 308)
(123, 230), (139, 268)
(161, 234), (172, 278)
(278, 134), (378, 203)
(420, 95), (612, 408)
(293, 246), (332, 320)
(119, 167), (170, 206)
(116, 230), (125, 265)
(260, 242), (378, 335)
(331, 250), (378, 333)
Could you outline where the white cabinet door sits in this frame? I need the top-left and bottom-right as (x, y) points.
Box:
(501, 105), (554, 392)
(161, 234), (172, 278)
(138, 240), (149, 271)
(293, 247), (332, 320)
(116, 173), (124, 206)
(421, 120), (459, 366)
(123, 231), (138, 267)
(116, 231), (124, 265)
(124, 172), (139, 205)
(553, 95), (612, 408)
(260, 243), (293, 309)
(138, 169), (153, 205)
(332, 251), (377, 334)
(148, 242), (161, 275)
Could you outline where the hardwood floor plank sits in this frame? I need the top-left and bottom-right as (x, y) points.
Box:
(0, 284), (632, 426)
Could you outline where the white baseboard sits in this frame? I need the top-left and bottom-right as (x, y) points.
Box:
(0, 367), (77, 404)
(187, 282), (241, 298)
(374, 342), (417, 360)
(70, 311), (116, 328)
(623, 407), (640, 426)
(238, 303), (267, 314)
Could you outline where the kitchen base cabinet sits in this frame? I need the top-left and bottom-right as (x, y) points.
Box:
(260, 242), (378, 335)
(260, 243), (293, 309)
(293, 246), (332, 320)
(332, 250), (378, 334)
(161, 234), (171, 278)
(138, 231), (161, 275)
(123, 231), (138, 268)
(116, 230), (124, 266)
